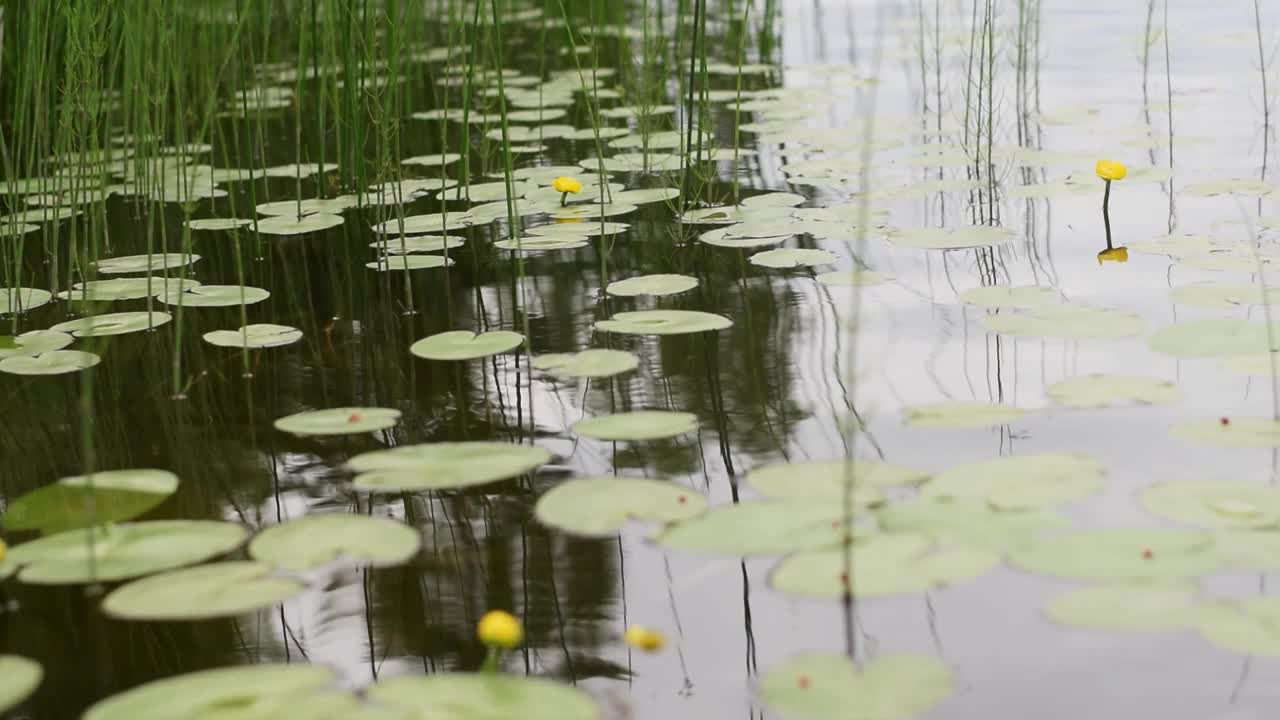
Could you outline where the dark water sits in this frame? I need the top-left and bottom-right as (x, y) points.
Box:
(4, 0), (1280, 718)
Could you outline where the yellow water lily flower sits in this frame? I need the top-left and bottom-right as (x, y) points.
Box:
(1096, 160), (1127, 182)
(1097, 247), (1129, 264)
(623, 625), (667, 652)
(552, 176), (583, 194)
(477, 609), (523, 649)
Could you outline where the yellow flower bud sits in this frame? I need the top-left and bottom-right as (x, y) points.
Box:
(477, 610), (523, 649)
(1095, 160), (1127, 182)
(623, 625), (667, 652)
(552, 176), (583, 194)
(1097, 247), (1129, 264)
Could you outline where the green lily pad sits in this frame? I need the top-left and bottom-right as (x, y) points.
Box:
(922, 453), (1104, 509)
(1183, 179), (1276, 197)
(1046, 582), (1207, 631)
(186, 217), (253, 231)
(0, 350), (101, 375)
(59, 277), (200, 301)
(1172, 417), (1280, 448)
(158, 285), (270, 307)
(410, 330), (524, 361)
(749, 248), (837, 269)
(204, 324), (303, 348)
(101, 561), (304, 621)
(770, 533), (997, 598)
(255, 213), (344, 235)
(1047, 374), (1179, 408)
(369, 674), (597, 720)
(532, 349), (638, 378)
(982, 304), (1143, 340)
(0, 330), (72, 359)
(6, 520), (248, 585)
(1170, 282), (1280, 308)
(256, 197), (360, 216)
(1180, 250), (1280, 273)
(535, 477), (707, 536)
(606, 274), (698, 297)
(3, 468), (178, 535)
(1199, 605), (1280, 656)
(960, 285), (1059, 308)
(888, 225), (1014, 250)
(699, 227), (793, 248)
(82, 664), (336, 720)
(365, 255), (453, 271)
(0, 656), (42, 715)
(493, 236), (589, 252)
(249, 514), (420, 570)
(526, 221), (629, 237)
(878, 498), (1068, 550)
(1007, 528), (1221, 581)
(903, 402), (1026, 428)
(814, 270), (893, 287)
(595, 310), (732, 335)
(1129, 234), (1228, 258)
(349, 442), (551, 492)
(604, 188), (681, 205)
(274, 407), (401, 436)
(0, 288), (53, 315)
(572, 410), (697, 441)
(1149, 319), (1280, 358)
(94, 253), (200, 274)
(547, 203), (637, 220)
(371, 235), (465, 254)
(655, 500), (874, 556)
(747, 459), (926, 499)
(1221, 352), (1280, 376)
(760, 653), (952, 720)
(53, 311), (172, 337)
(1140, 480), (1280, 529)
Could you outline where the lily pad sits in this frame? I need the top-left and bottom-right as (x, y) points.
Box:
(493, 236), (589, 252)
(59, 277), (200, 302)
(878, 498), (1068, 550)
(606, 274), (698, 297)
(526, 221), (629, 237)
(186, 217), (253, 231)
(595, 310), (732, 335)
(572, 410), (698, 441)
(101, 561), (304, 621)
(1183, 179), (1276, 197)
(94, 253), (200, 274)
(903, 402), (1026, 428)
(982, 304), (1143, 340)
(256, 197), (359, 216)
(82, 664), (336, 720)
(52, 311), (172, 337)
(535, 477), (707, 536)
(770, 533), (998, 598)
(747, 459), (925, 499)
(960, 285), (1059, 308)
(372, 213), (475, 235)
(158, 285), (270, 307)
(699, 227), (793, 248)
(655, 500), (874, 556)
(204, 324), (302, 348)
(888, 225), (1014, 250)
(274, 407), (402, 436)
(532, 349), (638, 378)
(1221, 352), (1280, 376)
(255, 213), (344, 235)
(749, 248), (837, 269)
(922, 453), (1104, 510)
(365, 255), (453, 271)
(0, 350), (101, 375)
(1170, 282), (1280, 308)
(1047, 374), (1179, 408)
(1199, 605), (1280, 656)
(0, 656), (42, 715)
(1007, 528), (1221, 581)
(1141, 480), (1280, 529)
(249, 514), (420, 570)
(1172, 417), (1280, 448)
(410, 330), (524, 361)
(3, 468), (179, 535)
(349, 442), (551, 492)
(760, 653), (952, 720)
(0, 330), (72, 359)
(368, 674), (597, 720)
(1046, 582), (1207, 631)
(0, 288), (53, 315)
(372, 235), (465, 254)
(6, 520), (248, 585)
(1149, 319), (1280, 358)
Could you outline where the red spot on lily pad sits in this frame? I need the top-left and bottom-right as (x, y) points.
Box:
(1221, 417), (1231, 426)
(677, 495), (687, 505)
(1141, 549), (1153, 560)
(797, 674), (810, 690)
(348, 413), (363, 424)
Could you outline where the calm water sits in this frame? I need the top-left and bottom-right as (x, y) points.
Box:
(3, 0), (1280, 717)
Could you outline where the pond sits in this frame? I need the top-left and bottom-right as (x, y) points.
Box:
(2, 0), (1280, 718)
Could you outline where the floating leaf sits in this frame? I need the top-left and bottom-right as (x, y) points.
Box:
(52, 311), (172, 337)
(186, 217), (253, 231)
(655, 501), (873, 556)
(1199, 605), (1280, 656)
(526, 221), (629, 237)
(493, 236), (589, 251)
(1172, 417), (1280, 448)
(0, 330), (72, 359)
(94, 253), (199, 274)
(605, 188), (681, 205)
(0, 288), (53, 315)
(369, 674), (597, 720)
(760, 654), (952, 720)
(922, 453), (1104, 509)
(1183, 179), (1276, 197)
(101, 561), (304, 621)
(1047, 374), (1179, 408)
(770, 533), (997, 598)
(1170, 282), (1280, 308)
(157, 285), (270, 307)
(878, 498), (1068, 550)
(59, 277), (199, 302)
(1220, 352), (1280, 376)
(747, 459), (925, 499)
(572, 410), (698, 441)
(204, 324), (302, 348)
(595, 310), (732, 335)
(535, 477), (706, 536)
(371, 235), (465, 254)
(3, 469), (178, 535)
(256, 197), (359, 216)
(699, 226), (793, 248)
(888, 225), (1013, 250)
(254, 213), (344, 235)
(982, 304), (1143, 340)
(1007, 528), (1220, 581)
(0, 350), (100, 375)
(1046, 582), (1207, 631)
(1149, 319), (1280, 358)
(0, 656), (42, 715)
(410, 330), (524, 361)
(7, 520), (248, 585)
(365, 255), (453, 271)
(814, 270), (893, 287)
(349, 442), (551, 492)
(82, 665), (336, 720)
(274, 407), (401, 436)
(606, 274), (698, 297)
(532, 349), (638, 378)
(749, 248), (837, 269)
(1141, 480), (1280, 529)
(903, 402), (1026, 428)
(249, 514), (420, 570)
(548, 202), (637, 220)
(960, 285), (1059, 308)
